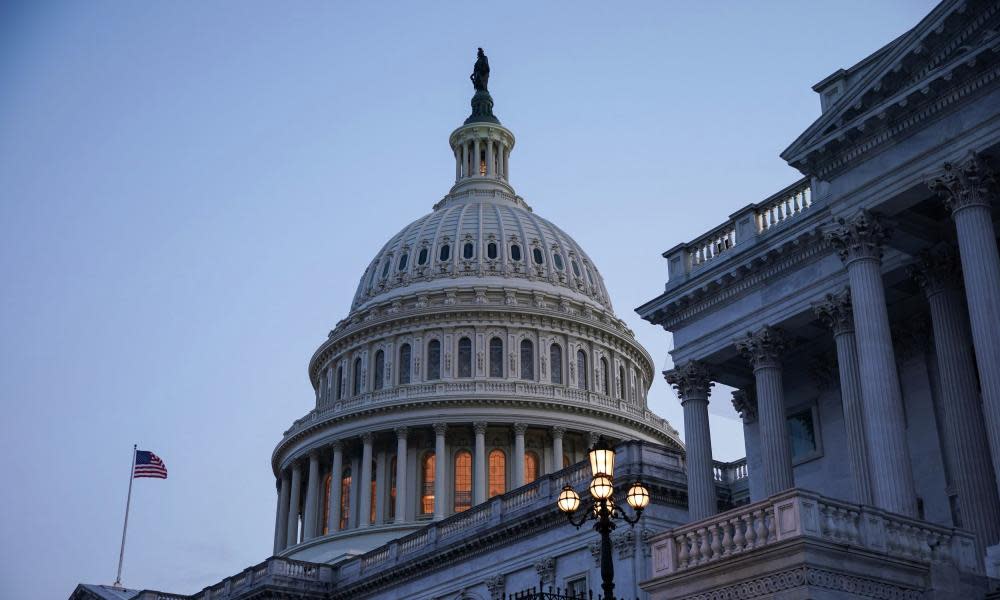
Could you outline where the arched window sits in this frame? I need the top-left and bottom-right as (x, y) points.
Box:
(439, 244), (451, 262)
(550, 344), (563, 384)
(488, 450), (506, 498)
(618, 366), (626, 399)
(601, 357), (610, 395)
(369, 461), (377, 525)
(353, 357), (363, 395)
(339, 468), (352, 530)
(489, 337), (504, 378)
(427, 340), (441, 381)
(577, 350), (588, 390)
(336, 364), (343, 400)
(520, 339), (534, 380)
(322, 473), (332, 535)
(524, 451), (539, 484)
(571, 260), (581, 278)
(458, 337), (472, 378)
(381, 259), (391, 279)
(398, 344), (411, 384)
(373, 350), (385, 391)
(421, 452), (436, 515)
(454, 451), (472, 512)
(553, 253), (564, 271)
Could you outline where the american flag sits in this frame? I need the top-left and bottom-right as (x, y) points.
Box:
(134, 450), (168, 479)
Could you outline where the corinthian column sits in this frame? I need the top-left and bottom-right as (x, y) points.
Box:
(737, 327), (794, 496)
(929, 153), (1000, 502)
(394, 428), (408, 522)
(826, 211), (917, 517)
(473, 422), (487, 505)
(911, 246), (1000, 549)
(664, 361), (716, 521)
(274, 473), (290, 554)
(433, 423), (447, 519)
(358, 433), (373, 528)
(302, 452), (321, 540)
(286, 462), (302, 548)
(513, 423), (527, 487)
(812, 289), (873, 505)
(551, 426), (565, 472)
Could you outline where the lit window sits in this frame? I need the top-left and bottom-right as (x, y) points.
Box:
(525, 451), (539, 484)
(489, 337), (504, 378)
(398, 344), (411, 384)
(398, 253), (408, 271)
(369, 461), (377, 524)
(553, 253), (564, 271)
(532, 248), (544, 265)
(418, 248), (428, 265)
(339, 468), (352, 530)
(421, 452), (436, 514)
(550, 344), (563, 384)
(427, 340), (441, 380)
(439, 244), (451, 262)
(463, 242), (474, 259)
(577, 350), (588, 390)
(487, 242), (498, 259)
(563, 454), (571, 468)
(373, 350), (385, 391)
(454, 451), (472, 512)
(510, 244), (522, 261)
(458, 337), (472, 378)
(520, 339), (534, 380)
(488, 450), (506, 497)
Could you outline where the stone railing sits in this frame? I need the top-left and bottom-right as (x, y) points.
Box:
(648, 488), (981, 580)
(284, 380), (666, 438)
(663, 178), (812, 282)
(133, 556), (334, 600)
(712, 458), (748, 483)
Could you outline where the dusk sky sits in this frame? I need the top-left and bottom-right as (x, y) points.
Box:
(0, 2), (938, 598)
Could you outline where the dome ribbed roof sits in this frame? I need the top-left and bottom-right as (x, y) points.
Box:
(350, 191), (612, 312)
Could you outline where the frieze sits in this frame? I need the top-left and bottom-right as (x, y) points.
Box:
(671, 565), (922, 600)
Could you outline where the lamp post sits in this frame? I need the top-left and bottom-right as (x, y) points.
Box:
(556, 438), (650, 600)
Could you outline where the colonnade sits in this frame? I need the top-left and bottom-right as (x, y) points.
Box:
(273, 422), (595, 554)
(453, 133), (510, 184)
(663, 152), (1000, 553)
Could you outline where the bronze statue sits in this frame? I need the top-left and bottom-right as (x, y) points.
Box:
(471, 48), (490, 92)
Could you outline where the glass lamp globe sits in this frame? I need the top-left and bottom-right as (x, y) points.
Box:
(557, 485), (580, 513)
(589, 474), (614, 500)
(626, 481), (650, 510)
(588, 437), (615, 478)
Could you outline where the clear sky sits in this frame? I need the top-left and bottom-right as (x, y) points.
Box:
(0, 2), (938, 598)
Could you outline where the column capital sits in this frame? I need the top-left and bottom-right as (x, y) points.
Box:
(663, 361), (713, 402)
(330, 439), (343, 452)
(908, 245), (963, 297)
(550, 426), (566, 440)
(825, 210), (890, 265)
(731, 390), (757, 424)
(736, 326), (787, 370)
(927, 151), (996, 215)
(433, 422), (448, 436)
(513, 422), (528, 436)
(394, 426), (409, 439)
(812, 288), (854, 336)
(361, 431), (374, 445)
(473, 421), (488, 435)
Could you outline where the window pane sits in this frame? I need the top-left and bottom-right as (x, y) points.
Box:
(510, 244), (521, 261)
(553, 253), (564, 270)
(550, 344), (563, 384)
(572, 260), (581, 277)
(421, 453), (436, 514)
(488, 450), (506, 497)
(353, 358), (362, 395)
(520, 340), (534, 380)
(487, 243), (498, 259)
(787, 410), (817, 461)
(577, 350), (588, 390)
(418, 248), (428, 265)
(601, 358), (610, 395)
(454, 451), (472, 512)
(525, 451), (539, 484)
(618, 366), (625, 399)
(336, 366), (343, 400)
(489, 337), (504, 378)
(381, 259), (391, 278)
(399, 344), (411, 384)
(370, 461), (377, 524)
(373, 350), (385, 391)
(322, 473), (332, 535)
(458, 337), (472, 378)
(427, 340), (441, 380)
(463, 243), (474, 259)
(439, 244), (450, 262)
(398, 253), (408, 271)
(532, 247), (544, 265)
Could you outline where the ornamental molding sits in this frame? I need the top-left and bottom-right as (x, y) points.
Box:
(908, 244), (963, 297)
(928, 151), (997, 214)
(736, 326), (788, 371)
(824, 210), (890, 265)
(731, 390), (757, 424)
(485, 574), (505, 600)
(664, 361), (714, 403)
(811, 288), (854, 336)
(672, 565), (922, 600)
(612, 529), (636, 559)
(534, 557), (555, 586)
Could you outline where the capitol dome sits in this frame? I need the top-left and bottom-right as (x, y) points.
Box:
(269, 51), (679, 564)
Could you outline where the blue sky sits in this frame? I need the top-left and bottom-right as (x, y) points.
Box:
(0, 2), (937, 598)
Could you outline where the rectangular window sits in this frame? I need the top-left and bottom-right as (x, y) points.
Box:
(787, 407), (821, 463)
(566, 576), (588, 597)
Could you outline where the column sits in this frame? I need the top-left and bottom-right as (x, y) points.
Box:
(285, 462), (302, 548)
(827, 210), (917, 516)
(513, 423), (527, 488)
(374, 451), (387, 525)
(359, 433), (374, 528)
(496, 142), (505, 179)
(812, 289), (874, 505)
(348, 455), (359, 529)
(929, 153), (1000, 500)
(911, 246), (1000, 549)
(327, 441), (343, 533)
(302, 452), (320, 540)
(503, 147), (509, 181)
(473, 422), (487, 505)
(433, 423), (447, 519)
(395, 427), (408, 522)
(461, 143), (469, 179)
(486, 138), (495, 177)
(473, 139), (481, 176)
(736, 326), (794, 496)
(665, 361), (717, 521)
(454, 147), (461, 182)
(551, 427), (565, 471)
(274, 473), (290, 554)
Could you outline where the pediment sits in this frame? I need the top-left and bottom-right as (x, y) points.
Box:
(782, 0), (1000, 177)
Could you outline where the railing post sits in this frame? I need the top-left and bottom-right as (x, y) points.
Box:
(730, 205), (759, 244)
(663, 244), (690, 284)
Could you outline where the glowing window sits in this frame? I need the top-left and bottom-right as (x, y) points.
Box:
(427, 340), (441, 380)
(389, 456), (397, 520)
(369, 461), (377, 524)
(339, 468), (352, 530)
(458, 337), (472, 378)
(563, 454), (572, 468)
(322, 473), (332, 534)
(454, 451), (472, 512)
(525, 451), (539, 484)
(489, 337), (504, 378)
(488, 450), (506, 498)
(520, 339), (534, 380)
(550, 344), (563, 384)
(421, 452), (436, 515)
(398, 344), (411, 384)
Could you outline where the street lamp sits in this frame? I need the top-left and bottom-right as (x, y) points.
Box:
(557, 438), (649, 599)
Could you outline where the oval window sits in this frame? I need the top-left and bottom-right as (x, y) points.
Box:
(532, 248), (544, 265)
(381, 259), (391, 278)
(572, 260), (581, 277)
(487, 242), (498, 260)
(418, 248), (428, 265)
(463, 242), (474, 259)
(439, 244), (451, 262)
(398, 253), (408, 271)
(510, 244), (522, 261)
(553, 253), (564, 270)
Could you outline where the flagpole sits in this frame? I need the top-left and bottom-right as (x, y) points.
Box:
(114, 444), (137, 589)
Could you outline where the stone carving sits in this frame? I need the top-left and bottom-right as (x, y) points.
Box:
(588, 541), (601, 566)
(551, 426), (565, 440)
(533, 557), (555, 586)
(513, 423), (528, 436)
(678, 565), (922, 600)
(731, 390), (757, 424)
(444, 290), (458, 306)
(927, 151), (996, 213)
(825, 210), (890, 264)
(640, 528), (654, 557)
(473, 422), (488, 435)
(433, 423), (448, 436)
(811, 288), (853, 336)
(736, 326), (787, 370)
(504, 291), (517, 306)
(533, 292), (547, 308)
(415, 295), (429, 308)
(908, 245), (962, 297)
(394, 426), (408, 439)
(484, 573), (505, 600)
(474, 289), (488, 305)
(663, 361), (713, 402)
(612, 529), (635, 559)
(477, 350), (484, 371)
